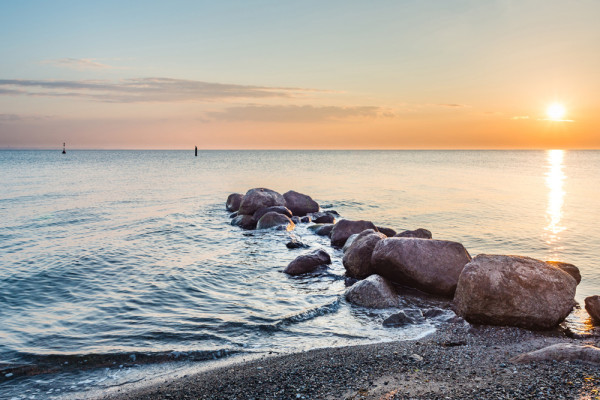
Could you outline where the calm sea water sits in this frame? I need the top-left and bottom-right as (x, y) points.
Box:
(1, 150), (599, 398)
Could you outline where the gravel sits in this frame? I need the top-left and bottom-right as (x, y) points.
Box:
(100, 322), (600, 400)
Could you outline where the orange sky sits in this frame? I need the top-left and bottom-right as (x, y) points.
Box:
(1, 1), (598, 149)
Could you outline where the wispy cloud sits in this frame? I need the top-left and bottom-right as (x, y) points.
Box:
(511, 116), (530, 120)
(435, 103), (470, 108)
(208, 105), (392, 122)
(41, 58), (115, 70)
(0, 78), (319, 103)
(0, 113), (53, 122)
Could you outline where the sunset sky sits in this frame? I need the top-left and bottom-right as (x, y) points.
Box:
(1, 0), (598, 149)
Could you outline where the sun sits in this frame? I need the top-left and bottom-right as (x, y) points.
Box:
(546, 103), (566, 121)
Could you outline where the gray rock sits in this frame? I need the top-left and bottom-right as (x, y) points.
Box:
(253, 206), (293, 221)
(394, 228), (432, 239)
(345, 274), (399, 309)
(229, 211), (238, 218)
(343, 229), (386, 279)
(283, 249), (331, 275)
(300, 216), (311, 223)
(546, 261), (581, 284)
(383, 311), (415, 327)
(512, 343), (600, 365)
(231, 214), (256, 230)
(585, 295), (600, 323)
(226, 193), (244, 212)
(238, 188), (285, 216)
(377, 226), (396, 237)
(283, 190), (319, 216)
(342, 234), (359, 253)
(372, 237), (471, 297)
(454, 254), (578, 330)
(330, 220), (378, 247)
(291, 216), (301, 224)
(256, 212), (295, 230)
(309, 212), (336, 224)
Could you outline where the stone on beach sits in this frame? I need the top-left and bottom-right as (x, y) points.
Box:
(283, 190), (319, 216)
(283, 249), (331, 275)
(256, 212), (295, 230)
(394, 228), (432, 239)
(253, 205), (293, 221)
(342, 229), (386, 279)
(383, 310), (419, 327)
(371, 237), (471, 296)
(231, 214), (256, 230)
(584, 295), (600, 323)
(512, 343), (600, 365)
(330, 219), (378, 247)
(345, 274), (399, 309)
(453, 254), (578, 330)
(238, 188), (286, 216)
(226, 193), (244, 212)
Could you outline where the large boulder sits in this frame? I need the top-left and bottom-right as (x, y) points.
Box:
(283, 190), (319, 216)
(512, 344), (600, 365)
(253, 206), (293, 221)
(585, 296), (600, 323)
(372, 237), (471, 296)
(230, 214), (256, 230)
(342, 233), (359, 253)
(343, 229), (386, 279)
(238, 188), (285, 216)
(453, 254), (578, 330)
(256, 212), (295, 230)
(283, 249), (331, 275)
(546, 261), (581, 284)
(226, 193), (244, 212)
(345, 274), (399, 309)
(330, 220), (378, 247)
(395, 228), (432, 239)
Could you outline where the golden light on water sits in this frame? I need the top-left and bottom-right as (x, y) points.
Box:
(545, 149), (566, 248)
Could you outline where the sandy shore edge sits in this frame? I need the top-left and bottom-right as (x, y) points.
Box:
(99, 322), (600, 400)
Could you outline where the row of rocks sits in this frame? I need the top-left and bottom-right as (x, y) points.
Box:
(226, 188), (589, 331)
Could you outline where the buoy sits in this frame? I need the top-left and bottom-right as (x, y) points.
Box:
(195, 146), (198, 157)
(62, 142), (66, 154)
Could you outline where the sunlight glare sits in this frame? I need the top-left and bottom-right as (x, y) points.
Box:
(546, 103), (566, 121)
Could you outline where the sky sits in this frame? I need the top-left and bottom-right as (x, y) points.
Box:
(0, 0), (599, 149)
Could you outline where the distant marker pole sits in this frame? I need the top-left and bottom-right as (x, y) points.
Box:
(62, 142), (66, 154)
(195, 146), (198, 157)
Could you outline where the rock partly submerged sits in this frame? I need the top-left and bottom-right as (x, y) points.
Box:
(231, 214), (256, 230)
(330, 220), (378, 247)
(371, 237), (471, 297)
(226, 193), (244, 212)
(253, 206), (293, 221)
(256, 211), (295, 230)
(283, 190), (319, 216)
(345, 274), (399, 309)
(585, 295), (600, 323)
(453, 254), (578, 330)
(238, 188), (286, 216)
(342, 229), (386, 279)
(395, 228), (432, 239)
(308, 223), (335, 237)
(283, 249), (331, 275)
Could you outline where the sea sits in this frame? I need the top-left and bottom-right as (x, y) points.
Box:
(1, 150), (599, 399)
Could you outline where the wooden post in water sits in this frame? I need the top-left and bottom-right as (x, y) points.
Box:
(195, 146), (198, 157)
(62, 142), (66, 154)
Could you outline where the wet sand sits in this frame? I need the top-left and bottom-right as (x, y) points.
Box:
(100, 322), (600, 400)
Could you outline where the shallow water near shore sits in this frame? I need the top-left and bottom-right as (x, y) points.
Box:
(1, 149), (599, 398)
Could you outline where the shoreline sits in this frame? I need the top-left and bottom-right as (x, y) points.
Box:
(100, 322), (600, 400)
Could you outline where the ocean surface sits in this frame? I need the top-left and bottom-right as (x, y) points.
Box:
(1, 150), (599, 399)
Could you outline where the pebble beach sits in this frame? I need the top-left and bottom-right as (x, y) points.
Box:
(102, 321), (600, 400)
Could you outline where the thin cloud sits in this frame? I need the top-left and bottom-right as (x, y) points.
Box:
(0, 78), (319, 103)
(208, 105), (391, 122)
(436, 103), (470, 108)
(0, 113), (53, 122)
(511, 116), (530, 120)
(42, 58), (115, 70)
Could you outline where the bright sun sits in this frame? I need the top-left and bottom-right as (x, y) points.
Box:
(547, 103), (566, 120)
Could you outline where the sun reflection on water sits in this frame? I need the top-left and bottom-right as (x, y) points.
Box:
(544, 150), (566, 252)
